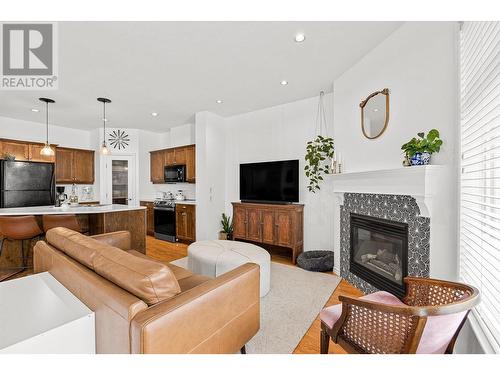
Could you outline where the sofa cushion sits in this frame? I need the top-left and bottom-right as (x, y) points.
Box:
(46, 227), (100, 269)
(127, 250), (193, 280)
(46, 228), (181, 305)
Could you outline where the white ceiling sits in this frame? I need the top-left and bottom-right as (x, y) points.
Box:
(0, 22), (402, 132)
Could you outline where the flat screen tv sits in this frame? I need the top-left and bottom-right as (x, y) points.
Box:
(240, 159), (299, 203)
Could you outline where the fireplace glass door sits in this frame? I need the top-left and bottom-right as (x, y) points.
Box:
(350, 213), (408, 297)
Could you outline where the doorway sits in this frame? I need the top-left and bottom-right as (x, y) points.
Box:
(105, 155), (136, 206)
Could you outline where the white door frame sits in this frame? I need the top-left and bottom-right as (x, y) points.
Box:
(102, 154), (138, 206)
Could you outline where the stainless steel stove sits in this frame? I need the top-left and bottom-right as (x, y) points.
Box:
(153, 199), (176, 242)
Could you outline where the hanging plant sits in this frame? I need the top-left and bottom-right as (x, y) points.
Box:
(305, 91), (334, 193)
(305, 135), (334, 192)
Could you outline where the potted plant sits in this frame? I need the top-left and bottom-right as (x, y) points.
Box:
(401, 129), (443, 166)
(219, 213), (233, 240)
(305, 135), (334, 192)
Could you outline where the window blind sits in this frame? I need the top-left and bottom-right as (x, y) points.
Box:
(460, 21), (500, 353)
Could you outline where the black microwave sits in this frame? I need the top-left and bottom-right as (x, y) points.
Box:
(164, 165), (186, 183)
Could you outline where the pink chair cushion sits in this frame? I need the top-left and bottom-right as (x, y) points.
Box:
(319, 291), (467, 354)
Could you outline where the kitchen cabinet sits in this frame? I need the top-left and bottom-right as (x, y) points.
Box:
(185, 145), (196, 183)
(0, 138), (56, 163)
(231, 202), (304, 264)
(150, 150), (165, 184)
(140, 201), (155, 236)
(149, 144), (196, 184)
(175, 203), (196, 243)
(56, 147), (95, 184)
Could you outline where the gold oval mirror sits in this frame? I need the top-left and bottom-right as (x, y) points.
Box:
(360, 88), (390, 139)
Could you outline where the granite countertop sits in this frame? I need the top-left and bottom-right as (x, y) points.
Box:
(0, 204), (146, 216)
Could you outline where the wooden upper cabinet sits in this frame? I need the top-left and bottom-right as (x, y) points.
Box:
(55, 147), (94, 184)
(55, 148), (74, 183)
(185, 145), (196, 183)
(29, 144), (57, 163)
(150, 144), (196, 184)
(0, 139), (30, 161)
(165, 149), (175, 166)
(173, 147), (186, 165)
(150, 150), (165, 184)
(72, 149), (94, 184)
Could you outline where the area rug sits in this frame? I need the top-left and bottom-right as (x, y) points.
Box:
(171, 257), (341, 354)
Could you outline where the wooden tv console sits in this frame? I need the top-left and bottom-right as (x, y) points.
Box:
(232, 202), (304, 264)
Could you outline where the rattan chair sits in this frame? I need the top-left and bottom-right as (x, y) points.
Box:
(320, 277), (480, 354)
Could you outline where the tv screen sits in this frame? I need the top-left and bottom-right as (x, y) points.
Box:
(240, 160), (299, 203)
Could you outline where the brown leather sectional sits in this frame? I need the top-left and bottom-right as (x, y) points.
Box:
(33, 227), (260, 354)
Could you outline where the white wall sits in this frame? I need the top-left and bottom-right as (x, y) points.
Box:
(224, 94), (335, 252)
(195, 111), (226, 240)
(333, 22), (459, 171)
(332, 21), (460, 279)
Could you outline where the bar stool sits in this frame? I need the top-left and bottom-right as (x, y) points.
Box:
(0, 216), (43, 271)
(42, 214), (83, 233)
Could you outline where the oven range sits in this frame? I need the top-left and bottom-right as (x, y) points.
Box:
(153, 199), (176, 242)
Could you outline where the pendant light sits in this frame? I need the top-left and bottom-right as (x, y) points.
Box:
(39, 98), (55, 156)
(97, 97), (112, 155)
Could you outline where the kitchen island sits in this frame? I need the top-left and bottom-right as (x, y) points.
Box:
(0, 204), (146, 272)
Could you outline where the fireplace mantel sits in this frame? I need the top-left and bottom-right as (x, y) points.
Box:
(330, 165), (446, 217)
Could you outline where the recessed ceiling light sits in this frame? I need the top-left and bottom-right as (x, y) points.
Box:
(102, 118), (108, 122)
(373, 108), (379, 112)
(294, 33), (306, 43)
(216, 100), (223, 104)
(280, 80), (288, 86)
(151, 112), (158, 117)
(31, 108), (39, 112)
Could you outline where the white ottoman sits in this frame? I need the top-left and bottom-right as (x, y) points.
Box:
(187, 240), (271, 297)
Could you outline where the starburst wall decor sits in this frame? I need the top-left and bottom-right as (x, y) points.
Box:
(108, 129), (130, 150)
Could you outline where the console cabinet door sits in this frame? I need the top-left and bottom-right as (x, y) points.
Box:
(176, 204), (196, 242)
(233, 206), (247, 239)
(246, 208), (261, 242)
(150, 150), (165, 183)
(275, 210), (294, 247)
(261, 209), (275, 244)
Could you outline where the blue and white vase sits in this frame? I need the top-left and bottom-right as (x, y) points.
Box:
(410, 152), (431, 166)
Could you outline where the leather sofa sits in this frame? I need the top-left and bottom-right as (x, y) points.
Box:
(33, 227), (260, 354)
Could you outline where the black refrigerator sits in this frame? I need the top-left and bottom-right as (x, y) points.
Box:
(0, 160), (55, 208)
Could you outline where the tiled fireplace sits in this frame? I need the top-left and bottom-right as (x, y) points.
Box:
(332, 166), (454, 295)
(340, 193), (430, 296)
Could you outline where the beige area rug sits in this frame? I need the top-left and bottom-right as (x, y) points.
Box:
(171, 258), (341, 354)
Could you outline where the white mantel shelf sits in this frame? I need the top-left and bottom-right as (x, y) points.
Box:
(330, 165), (447, 217)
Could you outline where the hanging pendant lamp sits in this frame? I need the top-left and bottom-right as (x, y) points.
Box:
(97, 97), (112, 155)
(39, 98), (55, 157)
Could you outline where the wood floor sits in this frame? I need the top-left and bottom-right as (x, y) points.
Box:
(4, 235), (363, 354)
(146, 235), (363, 354)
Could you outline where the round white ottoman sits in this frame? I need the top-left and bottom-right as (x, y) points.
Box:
(187, 240), (271, 297)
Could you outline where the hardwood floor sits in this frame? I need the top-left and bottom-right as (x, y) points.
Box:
(4, 234), (363, 354)
(145, 235), (363, 354)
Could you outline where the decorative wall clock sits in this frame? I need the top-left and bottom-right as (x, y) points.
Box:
(108, 129), (130, 150)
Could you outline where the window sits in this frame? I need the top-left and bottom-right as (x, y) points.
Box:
(460, 21), (500, 353)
